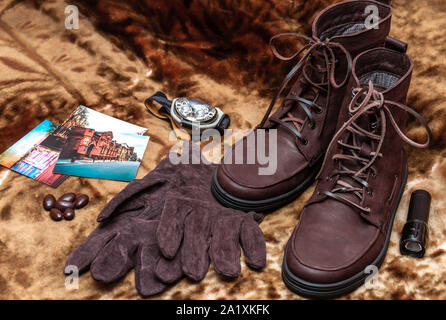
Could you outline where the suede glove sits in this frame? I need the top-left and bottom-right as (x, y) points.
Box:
(156, 157), (266, 281)
(64, 156), (183, 296)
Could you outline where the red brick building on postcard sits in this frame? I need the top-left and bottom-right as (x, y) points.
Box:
(59, 127), (137, 162)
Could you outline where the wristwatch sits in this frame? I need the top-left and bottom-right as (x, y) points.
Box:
(144, 92), (230, 139)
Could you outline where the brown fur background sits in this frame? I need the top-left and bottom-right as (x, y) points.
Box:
(0, 0), (445, 299)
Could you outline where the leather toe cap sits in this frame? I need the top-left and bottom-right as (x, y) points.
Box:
(285, 200), (383, 284)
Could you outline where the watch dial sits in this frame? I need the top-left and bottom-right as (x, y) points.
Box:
(174, 98), (217, 123)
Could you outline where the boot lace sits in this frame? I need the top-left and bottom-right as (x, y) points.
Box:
(317, 81), (432, 214)
(259, 33), (352, 145)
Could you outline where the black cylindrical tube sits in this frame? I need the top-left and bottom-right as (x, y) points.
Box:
(400, 190), (431, 258)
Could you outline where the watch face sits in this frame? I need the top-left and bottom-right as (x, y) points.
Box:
(173, 98), (217, 123)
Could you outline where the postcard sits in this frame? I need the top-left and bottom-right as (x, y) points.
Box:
(0, 120), (68, 187)
(51, 105), (147, 138)
(53, 106), (149, 181)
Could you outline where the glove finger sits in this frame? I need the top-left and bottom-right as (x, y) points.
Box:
(90, 232), (136, 283)
(154, 252), (183, 284)
(240, 215), (266, 270)
(134, 242), (168, 297)
(210, 215), (241, 279)
(65, 225), (116, 274)
(181, 211), (211, 281)
(156, 198), (191, 259)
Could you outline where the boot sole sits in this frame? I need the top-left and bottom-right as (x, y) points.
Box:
(211, 159), (322, 213)
(281, 159), (409, 299)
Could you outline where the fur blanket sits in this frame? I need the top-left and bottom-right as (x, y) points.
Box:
(0, 0), (445, 300)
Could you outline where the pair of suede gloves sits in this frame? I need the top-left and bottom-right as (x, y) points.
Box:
(64, 144), (266, 296)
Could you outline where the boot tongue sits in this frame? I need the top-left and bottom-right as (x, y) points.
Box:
(305, 51), (328, 86)
(333, 112), (377, 204)
(358, 141), (373, 158)
(287, 50), (328, 121)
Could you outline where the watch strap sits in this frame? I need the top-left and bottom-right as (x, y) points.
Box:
(216, 114), (230, 135)
(144, 92), (190, 141)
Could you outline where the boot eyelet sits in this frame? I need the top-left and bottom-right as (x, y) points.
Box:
(301, 138), (308, 145)
(325, 176), (332, 182)
(309, 122), (316, 130)
(315, 108), (322, 114)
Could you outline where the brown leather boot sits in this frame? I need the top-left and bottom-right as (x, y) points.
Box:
(212, 0), (393, 212)
(282, 47), (432, 299)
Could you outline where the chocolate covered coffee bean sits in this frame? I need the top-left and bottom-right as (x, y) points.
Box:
(55, 200), (75, 211)
(50, 208), (63, 221)
(43, 194), (56, 211)
(74, 194), (89, 209)
(63, 208), (75, 221)
(45, 192), (89, 222)
(58, 192), (76, 203)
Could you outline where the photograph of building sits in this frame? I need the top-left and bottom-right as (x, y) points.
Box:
(52, 106), (149, 182)
(0, 120), (68, 187)
(59, 127), (138, 162)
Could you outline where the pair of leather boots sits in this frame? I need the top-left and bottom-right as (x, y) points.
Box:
(211, 0), (432, 298)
